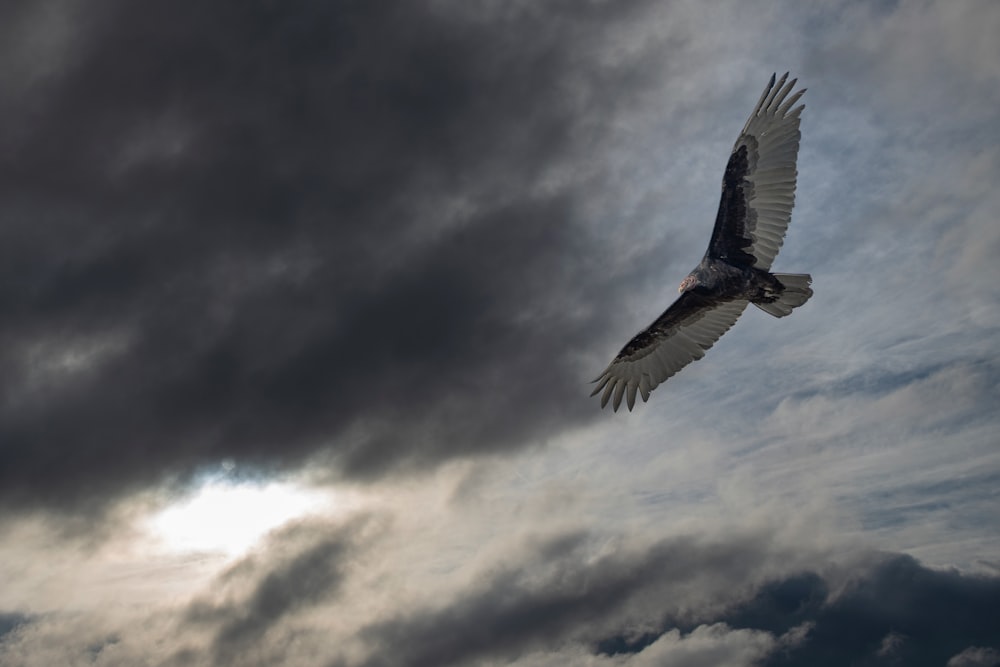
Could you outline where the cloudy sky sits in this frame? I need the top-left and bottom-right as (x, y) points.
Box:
(1, 0), (999, 665)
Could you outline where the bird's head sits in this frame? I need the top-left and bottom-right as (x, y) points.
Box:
(678, 274), (699, 293)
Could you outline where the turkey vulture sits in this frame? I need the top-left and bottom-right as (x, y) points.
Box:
(592, 73), (813, 411)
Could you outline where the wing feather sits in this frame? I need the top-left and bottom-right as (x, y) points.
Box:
(707, 73), (805, 270)
(591, 294), (748, 411)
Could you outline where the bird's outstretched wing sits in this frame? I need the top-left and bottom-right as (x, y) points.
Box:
(707, 73), (805, 270)
(591, 295), (748, 411)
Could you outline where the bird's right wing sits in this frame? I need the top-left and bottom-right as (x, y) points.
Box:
(591, 294), (748, 411)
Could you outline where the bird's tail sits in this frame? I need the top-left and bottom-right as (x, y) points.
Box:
(754, 273), (813, 318)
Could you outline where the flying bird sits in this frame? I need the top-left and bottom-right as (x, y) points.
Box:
(592, 73), (813, 411)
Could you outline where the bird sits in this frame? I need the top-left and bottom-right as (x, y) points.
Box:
(592, 72), (813, 412)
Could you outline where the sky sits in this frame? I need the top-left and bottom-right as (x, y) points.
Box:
(1, 0), (999, 665)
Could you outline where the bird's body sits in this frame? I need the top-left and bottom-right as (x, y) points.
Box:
(593, 73), (813, 411)
(685, 259), (774, 301)
(683, 258), (809, 314)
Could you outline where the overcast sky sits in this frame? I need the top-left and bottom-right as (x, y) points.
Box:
(1, 1), (999, 665)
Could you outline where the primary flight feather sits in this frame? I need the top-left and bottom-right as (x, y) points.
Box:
(592, 72), (813, 412)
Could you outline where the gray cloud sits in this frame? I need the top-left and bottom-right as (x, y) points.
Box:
(327, 528), (997, 667)
(183, 516), (373, 663)
(0, 612), (31, 643)
(948, 647), (1000, 667)
(346, 531), (784, 667)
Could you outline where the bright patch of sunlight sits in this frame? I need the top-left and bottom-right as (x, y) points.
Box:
(147, 479), (336, 557)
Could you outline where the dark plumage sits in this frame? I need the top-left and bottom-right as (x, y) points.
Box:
(592, 73), (813, 411)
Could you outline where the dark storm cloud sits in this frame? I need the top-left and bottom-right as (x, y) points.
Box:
(754, 554), (1000, 667)
(0, 0), (666, 511)
(610, 553), (1000, 667)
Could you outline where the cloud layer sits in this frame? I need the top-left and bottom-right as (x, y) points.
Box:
(2, 519), (997, 667)
(1, 0), (999, 665)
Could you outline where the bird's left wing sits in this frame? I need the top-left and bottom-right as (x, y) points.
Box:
(707, 73), (806, 270)
(591, 294), (748, 411)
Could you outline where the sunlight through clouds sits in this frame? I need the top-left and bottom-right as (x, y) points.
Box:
(146, 480), (337, 557)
